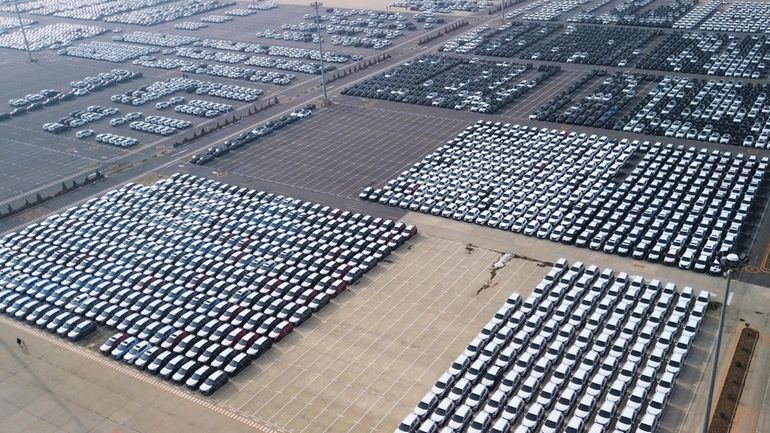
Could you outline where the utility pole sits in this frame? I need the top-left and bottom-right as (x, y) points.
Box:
(14, 1), (34, 62)
(501, 0), (506, 22)
(703, 252), (747, 433)
(310, 1), (329, 106)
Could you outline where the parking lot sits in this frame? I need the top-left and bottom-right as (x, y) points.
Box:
(3, 2), (770, 433)
(206, 100), (468, 199)
(3, 205), (755, 433)
(0, 0), (457, 202)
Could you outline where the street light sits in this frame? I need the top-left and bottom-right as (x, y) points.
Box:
(14, 1), (34, 62)
(702, 251), (747, 433)
(310, 1), (329, 106)
(501, 0), (506, 22)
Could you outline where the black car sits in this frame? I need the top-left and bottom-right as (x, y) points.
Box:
(199, 369), (228, 395)
(223, 352), (251, 376)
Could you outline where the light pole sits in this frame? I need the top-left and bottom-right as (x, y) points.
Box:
(703, 252), (747, 433)
(501, 0), (506, 22)
(14, 1), (34, 62)
(310, 1), (329, 106)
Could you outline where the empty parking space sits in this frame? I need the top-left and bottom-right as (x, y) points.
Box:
(208, 101), (467, 199)
(0, 136), (108, 205)
(214, 234), (545, 433)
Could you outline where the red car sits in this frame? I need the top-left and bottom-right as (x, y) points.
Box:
(269, 320), (294, 342)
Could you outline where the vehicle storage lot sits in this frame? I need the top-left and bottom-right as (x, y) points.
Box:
(361, 121), (768, 275)
(7, 209), (769, 433)
(0, 1), (454, 205)
(0, 220), (551, 433)
(3, 2), (770, 433)
(205, 101), (468, 199)
(0, 50), (272, 205)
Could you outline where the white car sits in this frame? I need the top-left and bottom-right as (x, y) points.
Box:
(76, 129), (94, 139)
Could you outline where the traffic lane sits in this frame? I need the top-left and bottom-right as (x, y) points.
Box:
(174, 164), (409, 222)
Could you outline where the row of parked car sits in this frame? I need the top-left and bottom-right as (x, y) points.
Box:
(129, 121), (176, 136)
(388, 0), (489, 12)
(175, 47), (248, 64)
(343, 55), (550, 114)
(361, 121), (767, 274)
(575, 0), (694, 28)
(245, 56), (331, 75)
(2, 70), (140, 122)
(636, 32), (769, 79)
(0, 16), (34, 32)
(191, 104), (315, 165)
(95, 132), (139, 147)
(197, 38), (267, 53)
(175, 21), (209, 30)
(31, 0), (174, 19)
(62, 41), (160, 63)
(111, 77), (261, 107)
(223, 7), (256, 16)
(468, 22), (561, 58)
(171, 99), (230, 118)
(520, 0), (588, 21)
(520, 25), (655, 67)
(184, 63), (296, 86)
(441, 23), (492, 54)
(191, 38), (353, 64)
(623, 77), (770, 148)
(698, 2), (770, 33)
(0, 23), (107, 51)
(42, 105), (121, 134)
(672, 0), (722, 29)
(104, 0), (228, 26)
(200, 14), (233, 23)
(396, 259), (711, 433)
(0, 173), (415, 394)
(531, 71), (647, 129)
(117, 31), (200, 48)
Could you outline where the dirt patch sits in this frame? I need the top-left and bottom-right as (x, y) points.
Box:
(465, 243), (477, 254)
(709, 326), (759, 433)
(475, 266), (499, 296)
